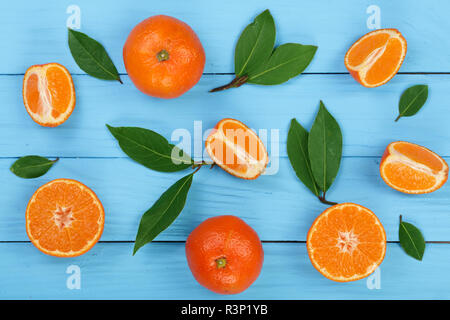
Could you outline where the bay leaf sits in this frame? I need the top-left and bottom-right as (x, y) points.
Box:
(107, 125), (193, 172)
(308, 101), (342, 192)
(248, 43), (317, 85)
(235, 9), (275, 77)
(396, 84), (429, 121)
(10, 156), (58, 179)
(287, 118), (320, 196)
(399, 215), (426, 261)
(68, 28), (122, 83)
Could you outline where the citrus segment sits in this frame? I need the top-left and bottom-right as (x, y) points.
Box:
(307, 203), (386, 282)
(380, 141), (448, 194)
(345, 29), (407, 87)
(23, 63), (75, 127)
(26, 179), (104, 257)
(205, 119), (268, 179)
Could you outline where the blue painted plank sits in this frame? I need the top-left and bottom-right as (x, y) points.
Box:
(0, 242), (448, 299)
(0, 1), (448, 74)
(2, 0), (450, 301)
(2, 157), (449, 242)
(2, 74), (449, 157)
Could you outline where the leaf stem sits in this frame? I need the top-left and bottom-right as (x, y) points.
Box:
(192, 166), (202, 174)
(395, 114), (401, 122)
(318, 192), (338, 206)
(209, 75), (248, 92)
(117, 77), (123, 84)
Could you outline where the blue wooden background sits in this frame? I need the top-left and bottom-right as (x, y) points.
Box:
(1, 0), (450, 299)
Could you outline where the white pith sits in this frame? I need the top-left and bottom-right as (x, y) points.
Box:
(382, 143), (448, 193)
(53, 205), (74, 230)
(24, 65), (74, 124)
(307, 203), (386, 282)
(205, 120), (268, 178)
(345, 29), (406, 87)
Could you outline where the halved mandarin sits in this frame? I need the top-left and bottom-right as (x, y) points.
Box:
(205, 119), (268, 179)
(345, 29), (407, 87)
(307, 203), (386, 282)
(26, 179), (104, 257)
(23, 63), (75, 127)
(380, 141), (448, 194)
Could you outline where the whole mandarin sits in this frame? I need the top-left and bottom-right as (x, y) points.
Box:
(185, 215), (264, 294)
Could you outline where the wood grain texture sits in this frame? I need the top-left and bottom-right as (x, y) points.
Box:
(2, 74), (450, 157)
(2, 157), (449, 242)
(0, 242), (448, 300)
(1, 0), (449, 299)
(1, 0), (449, 74)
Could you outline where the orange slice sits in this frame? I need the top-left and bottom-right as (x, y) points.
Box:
(380, 141), (448, 194)
(205, 118), (268, 179)
(26, 179), (104, 257)
(345, 29), (407, 87)
(307, 203), (386, 282)
(23, 63), (76, 127)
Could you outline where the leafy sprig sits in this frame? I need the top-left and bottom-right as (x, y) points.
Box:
(210, 9), (317, 92)
(287, 101), (342, 205)
(107, 124), (213, 254)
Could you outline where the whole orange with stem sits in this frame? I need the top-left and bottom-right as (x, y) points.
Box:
(26, 179), (104, 257)
(123, 15), (205, 99)
(185, 215), (264, 295)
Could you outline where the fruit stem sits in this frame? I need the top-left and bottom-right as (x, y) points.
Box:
(318, 192), (338, 206)
(215, 257), (227, 269)
(209, 75), (248, 92)
(157, 49), (170, 62)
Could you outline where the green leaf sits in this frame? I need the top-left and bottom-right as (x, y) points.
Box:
(287, 118), (320, 196)
(210, 11), (317, 92)
(10, 156), (58, 179)
(133, 173), (194, 254)
(399, 215), (426, 261)
(68, 28), (122, 83)
(247, 43), (317, 85)
(396, 84), (429, 121)
(106, 125), (193, 172)
(308, 101), (343, 192)
(235, 9), (275, 77)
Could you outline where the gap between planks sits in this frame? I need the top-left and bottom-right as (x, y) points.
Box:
(2, 156), (450, 159)
(1, 240), (449, 244)
(2, 72), (450, 76)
